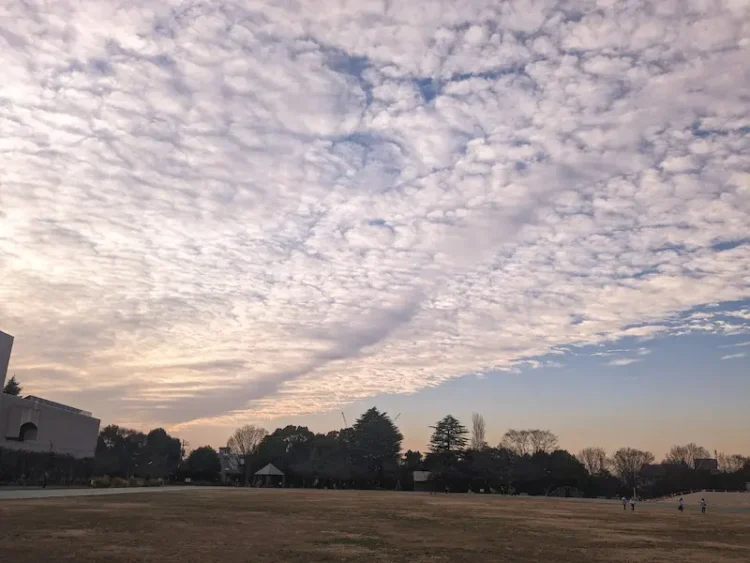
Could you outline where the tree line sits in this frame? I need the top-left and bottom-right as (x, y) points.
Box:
(213, 410), (750, 498)
(2, 409), (748, 497)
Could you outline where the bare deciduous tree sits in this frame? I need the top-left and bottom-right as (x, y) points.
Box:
(501, 429), (558, 455)
(528, 430), (558, 454)
(501, 429), (531, 455)
(471, 413), (487, 451)
(663, 443), (710, 469)
(717, 452), (748, 473)
(610, 448), (655, 491)
(228, 424), (268, 456)
(227, 425), (268, 484)
(577, 447), (608, 475)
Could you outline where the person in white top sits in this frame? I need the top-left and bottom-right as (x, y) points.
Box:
(622, 496), (628, 511)
(678, 497), (684, 512)
(630, 497), (636, 511)
(700, 498), (707, 514)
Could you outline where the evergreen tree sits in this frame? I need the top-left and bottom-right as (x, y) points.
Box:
(429, 415), (468, 453)
(3, 375), (22, 396)
(351, 407), (403, 486)
(403, 450), (423, 471)
(186, 446), (221, 481)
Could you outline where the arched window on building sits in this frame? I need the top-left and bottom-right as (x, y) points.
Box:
(19, 422), (38, 441)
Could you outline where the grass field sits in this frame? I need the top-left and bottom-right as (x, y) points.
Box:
(1, 489), (749, 562)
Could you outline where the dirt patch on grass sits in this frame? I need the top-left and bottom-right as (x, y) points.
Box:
(56, 529), (92, 538)
(313, 543), (376, 556)
(320, 530), (373, 539)
(697, 541), (750, 551)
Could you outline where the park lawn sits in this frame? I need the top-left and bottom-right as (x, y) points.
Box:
(1, 489), (749, 562)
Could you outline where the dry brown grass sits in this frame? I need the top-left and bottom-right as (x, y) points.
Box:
(1, 489), (749, 562)
(654, 492), (750, 508)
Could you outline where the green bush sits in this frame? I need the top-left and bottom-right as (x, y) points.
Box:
(128, 477), (145, 487)
(111, 477), (129, 488)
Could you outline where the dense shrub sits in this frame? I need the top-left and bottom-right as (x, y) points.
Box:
(0, 447), (94, 485)
(92, 476), (111, 488)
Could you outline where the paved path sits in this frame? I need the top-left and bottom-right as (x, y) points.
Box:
(0, 486), (199, 501)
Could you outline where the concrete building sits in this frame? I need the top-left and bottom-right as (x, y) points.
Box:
(0, 330), (100, 459)
(413, 470), (432, 492)
(218, 446), (244, 484)
(0, 330), (12, 392)
(695, 458), (719, 473)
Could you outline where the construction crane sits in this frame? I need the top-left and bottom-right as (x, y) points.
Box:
(341, 412), (348, 428)
(393, 413), (401, 421)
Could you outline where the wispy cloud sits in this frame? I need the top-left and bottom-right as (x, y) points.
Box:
(1, 1), (749, 434)
(593, 347), (652, 359)
(591, 349), (632, 358)
(607, 358), (643, 367)
(721, 353), (747, 361)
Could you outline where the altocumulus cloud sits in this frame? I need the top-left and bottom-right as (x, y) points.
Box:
(1, 0), (749, 432)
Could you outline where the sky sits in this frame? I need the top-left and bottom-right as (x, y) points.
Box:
(1, 0), (749, 459)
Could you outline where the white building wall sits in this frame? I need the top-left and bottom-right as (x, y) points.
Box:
(0, 330), (100, 459)
(0, 394), (101, 458)
(0, 330), (13, 391)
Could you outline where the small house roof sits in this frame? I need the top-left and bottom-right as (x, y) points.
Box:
(695, 458), (719, 471)
(413, 470), (431, 483)
(641, 463), (667, 478)
(255, 463), (284, 476)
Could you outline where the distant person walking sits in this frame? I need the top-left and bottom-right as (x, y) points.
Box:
(630, 497), (636, 512)
(622, 496), (628, 511)
(700, 498), (707, 514)
(678, 497), (684, 512)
